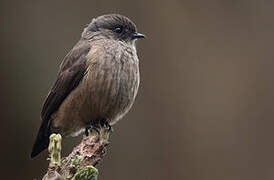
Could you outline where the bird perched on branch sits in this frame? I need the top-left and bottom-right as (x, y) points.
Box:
(31, 14), (145, 158)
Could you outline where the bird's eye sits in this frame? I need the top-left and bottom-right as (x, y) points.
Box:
(113, 27), (123, 33)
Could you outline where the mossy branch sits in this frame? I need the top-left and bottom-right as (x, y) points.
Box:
(42, 127), (110, 180)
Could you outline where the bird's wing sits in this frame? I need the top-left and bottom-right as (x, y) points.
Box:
(31, 40), (90, 158)
(41, 41), (90, 121)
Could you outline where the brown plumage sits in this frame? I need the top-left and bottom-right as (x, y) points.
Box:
(31, 14), (145, 158)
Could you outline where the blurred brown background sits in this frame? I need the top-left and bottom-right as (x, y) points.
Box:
(1, 0), (274, 179)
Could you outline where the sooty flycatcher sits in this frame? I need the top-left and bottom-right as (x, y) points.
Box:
(31, 14), (145, 158)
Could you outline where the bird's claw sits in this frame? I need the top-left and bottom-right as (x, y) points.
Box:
(85, 124), (100, 136)
(101, 119), (113, 132)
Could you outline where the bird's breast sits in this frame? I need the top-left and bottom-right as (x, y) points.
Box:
(82, 48), (139, 124)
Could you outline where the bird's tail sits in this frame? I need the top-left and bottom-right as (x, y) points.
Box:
(31, 120), (50, 158)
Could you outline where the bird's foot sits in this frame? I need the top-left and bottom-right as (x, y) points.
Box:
(100, 119), (113, 132)
(85, 124), (100, 136)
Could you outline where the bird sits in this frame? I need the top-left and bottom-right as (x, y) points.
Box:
(31, 14), (145, 158)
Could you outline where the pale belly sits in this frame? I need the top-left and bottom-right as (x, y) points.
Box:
(50, 58), (139, 136)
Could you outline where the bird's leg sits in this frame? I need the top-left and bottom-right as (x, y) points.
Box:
(85, 127), (89, 136)
(85, 123), (100, 136)
(100, 119), (112, 132)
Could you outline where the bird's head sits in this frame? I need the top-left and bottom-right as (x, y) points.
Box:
(82, 14), (145, 45)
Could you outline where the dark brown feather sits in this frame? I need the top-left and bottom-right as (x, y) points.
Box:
(31, 41), (90, 158)
(41, 42), (90, 121)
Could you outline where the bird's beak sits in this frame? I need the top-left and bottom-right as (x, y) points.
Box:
(133, 32), (146, 39)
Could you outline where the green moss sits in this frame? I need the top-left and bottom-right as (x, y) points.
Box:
(72, 166), (98, 180)
(70, 155), (83, 169)
(102, 130), (110, 142)
(48, 133), (62, 166)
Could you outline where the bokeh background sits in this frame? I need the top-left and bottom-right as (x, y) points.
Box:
(1, 0), (274, 179)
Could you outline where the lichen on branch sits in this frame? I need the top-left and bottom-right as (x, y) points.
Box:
(42, 127), (110, 180)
